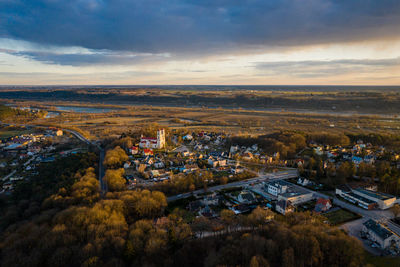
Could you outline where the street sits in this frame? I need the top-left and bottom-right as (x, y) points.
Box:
(167, 169), (298, 202)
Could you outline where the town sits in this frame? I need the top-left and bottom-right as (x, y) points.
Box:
(2, 119), (400, 260)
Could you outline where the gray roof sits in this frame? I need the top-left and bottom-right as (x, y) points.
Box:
(355, 188), (395, 201)
(363, 219), (393, 240)
(346, 191), (377, 205)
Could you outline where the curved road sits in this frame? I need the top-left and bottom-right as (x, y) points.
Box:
(1, 122), (107, 194)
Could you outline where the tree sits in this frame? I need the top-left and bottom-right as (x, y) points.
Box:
(71, 168), (100, 204)
(104, 168), (126, 191)
(336, 162), (355, 184)
(113, 137), (133, 149)
(250, 255), (270, 267)
(220, 209), (235, 230)
(103, 146), (128, 168)
(391, 204), (400, 218)
(247, 207), (274, 227)
(282, 247), (295, 267)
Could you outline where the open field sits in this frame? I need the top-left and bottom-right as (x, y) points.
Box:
(365, 252), (400, 267)
(2, 86), (400, 114)
(0, 127), (33, 139)
(2, 87), (400, 139)
(324, 208), (362, 226)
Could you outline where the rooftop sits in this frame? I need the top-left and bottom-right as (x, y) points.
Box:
(355, 188), (395, 201)
(346, 191), (377, 205)
(267, 180), (289, 187)
(363, 219), (393, 240)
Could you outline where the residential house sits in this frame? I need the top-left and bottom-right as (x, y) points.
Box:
(231, 204), (251, 214)
(201, 192), (222, 206)
(123, 161), (131, 169)
(180, 164), (199, 173)
(56, 129), (63, 136)
(237, 190), (256, 204)
(242, 152), (254, 161)
(143, 149), (153, 156)
(352, 156), (363, 165)
(314, 147), (323, 156)
(314, 198), (332, 213)
(129, 146), (139, 155)
(231, 165), (244, 174)
(230, 145), (239, 154)
(297, 177), (312, 187)
(154, 161), (165, 169)
(208, 157), (227, 168)
(183, 134), (193, 141)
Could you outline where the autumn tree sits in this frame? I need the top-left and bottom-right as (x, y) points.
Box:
(104, 168), (126, 191)
(103, 146), (128, 168)
(247, 207), (275, 228)
(390, 204), (400, 218)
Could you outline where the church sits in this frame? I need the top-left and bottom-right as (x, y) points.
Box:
(139, 129), (165, 149)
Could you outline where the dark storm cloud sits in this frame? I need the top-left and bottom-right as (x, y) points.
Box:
(1, 0), (400, 55)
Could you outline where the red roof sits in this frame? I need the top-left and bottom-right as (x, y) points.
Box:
(131, 146), (138, 150)
(141, 137), (157, 140)
(141, 140), (157, 144)
(143, 149), (153, 154)
(316, 198), (331, 206)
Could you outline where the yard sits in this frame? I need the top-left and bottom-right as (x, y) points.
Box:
(365, 252), (400, 267)
(0, 128), (33, 139)
(323, 208), (361, 225)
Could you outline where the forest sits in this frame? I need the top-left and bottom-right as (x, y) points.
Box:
(0, 151), (367, 267)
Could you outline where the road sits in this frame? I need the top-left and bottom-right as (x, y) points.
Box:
(167, 169), (298, 202)
(286, 181), (394, 224)
(1, 122), (107, 194)
(285, 180), (398, 253)
(1, 169), (16, 182)
(59, 129), (107, 195)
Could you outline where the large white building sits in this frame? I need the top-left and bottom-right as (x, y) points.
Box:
(139, 129), (166, 149)
(266, 180), (314, 205)
(336, 185), (397, 210)
(266, 180), (288, 196)
(362, 219), (400, 249)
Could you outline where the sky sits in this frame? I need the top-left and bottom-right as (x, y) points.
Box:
(0, 0), (400, 85)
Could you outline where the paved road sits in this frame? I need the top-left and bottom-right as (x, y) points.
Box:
(1, 122), (107, 194)
(1, 170), (16, 182)
(285, 180), (397, 253)
(63, 129), (107, 194)
(167, 169), (298, 202)
(286, 181), (393, 222)
(61, 129), (107, 194)
(99, 148), (107, 193)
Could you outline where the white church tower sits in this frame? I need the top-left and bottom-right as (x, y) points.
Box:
(156, 129), (166, 149)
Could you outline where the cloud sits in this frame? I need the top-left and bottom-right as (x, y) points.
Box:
(254, 58), (400, 78)
(0, 70), (163, 84)
(2, 49), (170, 66)
(1, 0), (400, 55)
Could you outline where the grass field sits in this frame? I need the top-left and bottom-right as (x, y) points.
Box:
(324, 208), (361, 225)
(365, 252), (400, 267)
(0, 129), (32, 139)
